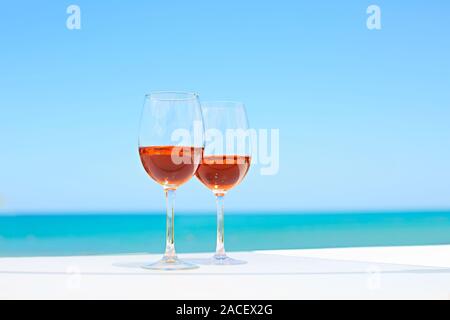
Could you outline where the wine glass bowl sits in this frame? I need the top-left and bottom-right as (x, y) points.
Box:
(195, 155), (251, 196)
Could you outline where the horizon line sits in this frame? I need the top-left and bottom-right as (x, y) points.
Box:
(1, 209), (450, 216)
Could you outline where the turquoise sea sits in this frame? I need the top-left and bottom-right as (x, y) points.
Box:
(1, 211), (450, 257)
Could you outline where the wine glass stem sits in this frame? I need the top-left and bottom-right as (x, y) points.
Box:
(164, 188), (176, 259)
(215, 194), (226, 257)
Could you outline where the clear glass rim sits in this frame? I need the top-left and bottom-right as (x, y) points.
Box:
(145, 91), (199, 101)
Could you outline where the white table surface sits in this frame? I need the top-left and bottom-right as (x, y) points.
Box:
(1, 245), (449, 299)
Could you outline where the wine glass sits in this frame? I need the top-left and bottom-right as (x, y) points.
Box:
(195, 101), (251, 265)
(138, 92), (204, 270)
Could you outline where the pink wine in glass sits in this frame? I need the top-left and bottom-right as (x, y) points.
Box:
(195, 155), (251, 195)
(139, 146), (203, 189)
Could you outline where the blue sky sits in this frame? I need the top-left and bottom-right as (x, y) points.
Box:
(0, 1), (449, 213)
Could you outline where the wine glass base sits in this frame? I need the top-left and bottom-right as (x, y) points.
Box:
(142, 256), (199, 271)
(206, 254), (247, 266)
